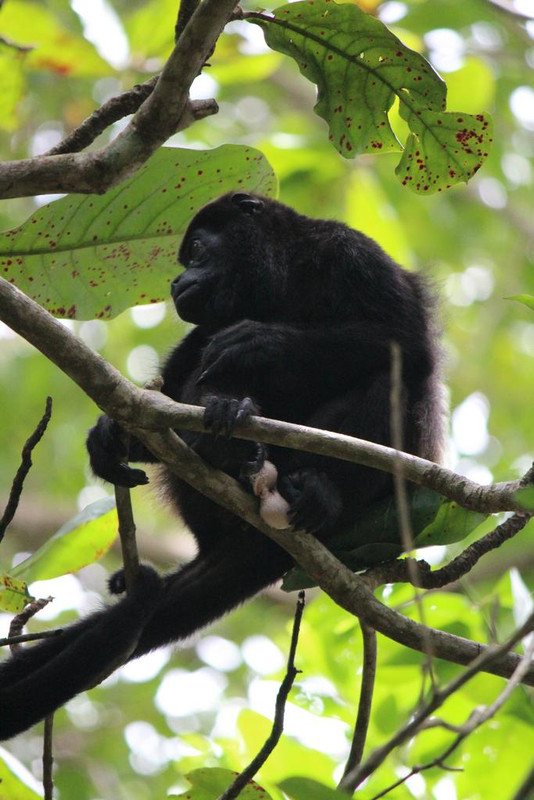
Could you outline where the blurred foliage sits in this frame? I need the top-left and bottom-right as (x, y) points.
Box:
(0, 0), (534, 798)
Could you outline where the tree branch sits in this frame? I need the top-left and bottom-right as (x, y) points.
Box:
(0, 276), (530, 516)
(47, 80), (215, 156)
(1, 277), (534, 685)
(176, 0), (202, 43)
(363, 511), (532, 590)
(0, 630), (63, 648)
(0, 396), (52, 543)
(339, 623), (377, 792)
(342, 612), (534, 791)
(0, 0), (234, 198)
(218, 591), (305, 800)
(131, 427), (534, 686)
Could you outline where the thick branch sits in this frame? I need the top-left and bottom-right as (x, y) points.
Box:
(131, 428), (534, 686)
(0, 0), (234, 198)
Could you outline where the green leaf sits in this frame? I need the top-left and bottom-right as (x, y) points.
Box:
(413, 496), (487, 548)
(170, 768), (273, 799)
(11, 497), (117, 583)
(396, 107), (493, 194)
(0, 145), (277, 320)
(279, 777), (349, 800)
(0, 750), (43, 800)
(282, 488), (488, 590)
(0, 573), (34, 613)
(250, 1), (493, 192)
(508, 294), (534, 311)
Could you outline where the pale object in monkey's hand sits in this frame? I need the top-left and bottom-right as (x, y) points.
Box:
(250, 460), (291, 530)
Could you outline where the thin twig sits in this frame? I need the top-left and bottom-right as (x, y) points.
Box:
(339, 623), (377, 792)
(364, 511), (533, 590)
(8, 596), (54, 651)
(424, 511), (533, 586)
(46, 77), (159, 156)
(115, 485), (140, 595)
(370, 631), (534, 798)
(43, 715), (54, 800)
(7, 588), (56, 793)
(115, 381), (164, 592)
(0, 629), (63, 648)
(342, 612), (534, 791)
(389, 342), (415, 552)
(115, 435), (139, 595)
(0, 397), (52, 543)
(217, 592), (306, 800)
(390, 342), (435, 685)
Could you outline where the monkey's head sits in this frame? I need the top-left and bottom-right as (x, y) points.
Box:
(172, 192), (292, 329)
(172, 191), (409, 329)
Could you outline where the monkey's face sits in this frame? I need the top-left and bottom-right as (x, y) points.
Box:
(172, 228), (223, 324)
(173, 193), (277, 329)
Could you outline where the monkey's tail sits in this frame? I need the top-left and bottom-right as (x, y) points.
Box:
(0, 533), (291, 740)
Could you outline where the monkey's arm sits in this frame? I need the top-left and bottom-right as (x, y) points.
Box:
(198, 319), (431, 400)
(87, 327), (210, 487)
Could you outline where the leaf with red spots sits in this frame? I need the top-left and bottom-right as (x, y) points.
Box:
(171, 768), (273, 799)
(0, 146), (276, 320)
(250, 0), (492, 193)
(396, 109), (494, 193)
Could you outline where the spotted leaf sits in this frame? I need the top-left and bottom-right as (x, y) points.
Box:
(251, 0), (492, 192)
(0, 146), (276, 320)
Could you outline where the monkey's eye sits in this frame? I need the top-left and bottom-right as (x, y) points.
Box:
(189, 238), (207, 263)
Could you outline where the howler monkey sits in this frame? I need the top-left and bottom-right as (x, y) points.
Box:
(0, 192), (442, 739)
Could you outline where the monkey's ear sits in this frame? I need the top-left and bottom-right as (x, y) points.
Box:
(231, 193), (264, 215)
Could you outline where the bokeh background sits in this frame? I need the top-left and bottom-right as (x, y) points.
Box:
(1, 1), (534, 798)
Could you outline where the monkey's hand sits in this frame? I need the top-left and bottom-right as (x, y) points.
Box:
(87, 415), (149, 487)
(279, 468), (343, 535)
(203, 394), (260, 438)
(108, 563), (162, 607)
(198, 320), (292, 391)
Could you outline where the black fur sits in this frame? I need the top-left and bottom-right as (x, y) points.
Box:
(0, 193), (442, 738)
